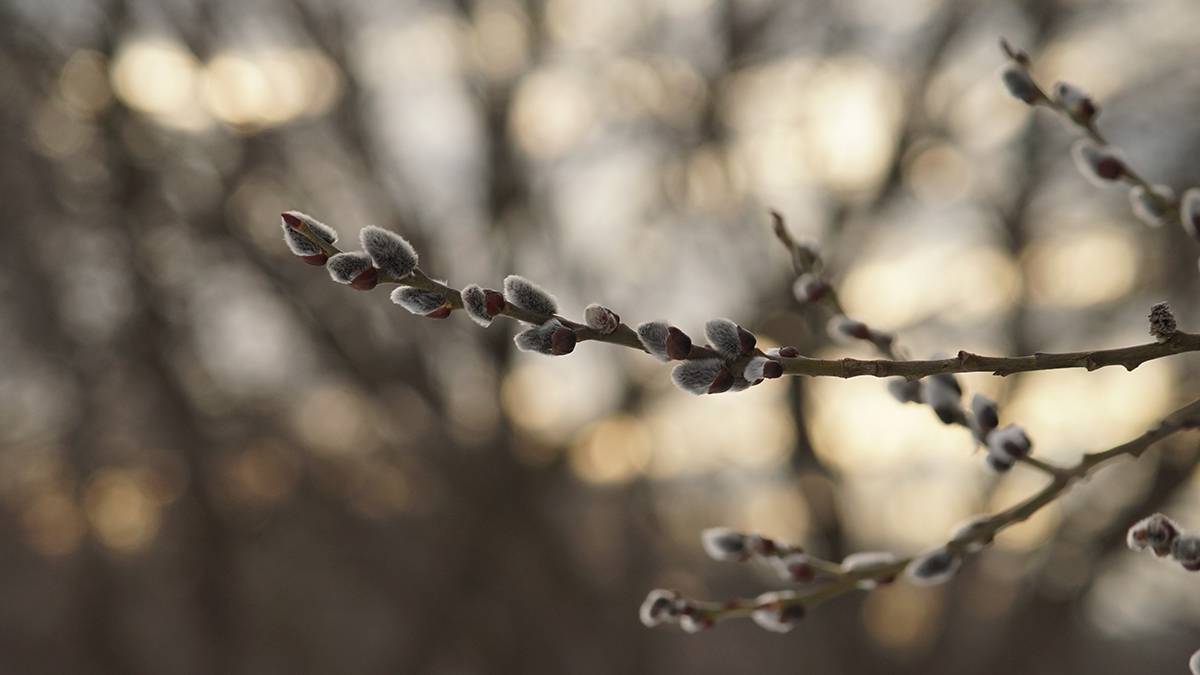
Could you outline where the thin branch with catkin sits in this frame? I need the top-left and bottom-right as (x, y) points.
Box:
(640, 397), (1200, 634)
(279, 212), (1200, 398)
(773, 209), (1193, 476)
(999, 38), (1200, 243)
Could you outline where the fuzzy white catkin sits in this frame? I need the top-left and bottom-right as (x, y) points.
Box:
(678, 613), (712, 634)
(639, 589), (679, 628)
(503, 275), (558, 316)
(700, 527), (747, 561)
(584, 304), (620, 334)
(742, 356), (769, 382)
(906, 548), (961, 586)
(924, 373), (963, 425)
(1126, 513), (1180, 554)
(970, 393), (998, 431)
(750, 591), (803, 634)
(1053, 81), (1095, 120)
(770, 551), (812, 582)
(283, 227), (323, 256)
(282, 211), (338, 244)
(1071, 140), (1125, 186)
(359, 226), (418, 278)
(1000, 65), (1039, 103)
(390, 287), (445, 315)
(326, 252), (373, 284)
(672, 359), (725, 395)
(461, 284), (493, 327)
(704, 318), (743, 359)
(1190, 649), (1200, 675)
(986, 424), (1031, 464)
(513, 319), (563, 354)
(841, 552), (897, 589)
(1181, 188), (1200, 242)
(637, 321), (671, 361)
(1129, 185), (1174, 227)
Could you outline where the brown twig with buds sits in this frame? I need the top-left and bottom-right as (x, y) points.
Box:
(643, 397), (1200, 633)
(281, 212), (1200, 393)
(999, 38), (1200, 237)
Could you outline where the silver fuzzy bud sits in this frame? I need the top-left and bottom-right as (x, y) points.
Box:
(514, 319), (575, 355)
(700, 527), (748, 561)
(283, 227), (323, 257)
(750, 591), (804, 634)
(639, 589), (681, 628)
(704, 318), (745, 359)
(672, 359), (727, 396)
(281, 211), (338, 245)
(986, 424), (1032, 469)
(391, 287), (446, 316)
(503, 275), (558, 316)
(584, 304), (620, 334)
(743, 356), (770, 382)
(905, 547), (961, 586)
(461, 284), (493, 327)
(924, 373), (964, 425)
(970, 393), (1000, 441)
(1071, 140), (1126, 187)
(1127, 513), (1181, 557)
(1001, 65), (1039, 103)
(1052, 81), (1097, 122)
(1129, 184), (1175, 228)
(360, 225), (418, 279)
(637, 321), (672, 361)
(840, 551), (898, 589)
(770, 551), (814, 582)
(327, 252), (373, 285)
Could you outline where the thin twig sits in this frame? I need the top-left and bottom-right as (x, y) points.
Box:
(286, 218), (1200, 380)
(998, 38), (1179, 225)
(702, 396), (1200, 624)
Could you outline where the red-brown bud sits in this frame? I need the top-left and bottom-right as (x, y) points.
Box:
(281, 212), (304, 230)
(484, 289), (507, 317)
(707, 368), (734, 394)
(425, 305), (452, 319)
(736, 325), (757, 354)
(301, 253), (328, 266)
(550, 326), (577, 355)
(666, 327), (692, 360)
(350, 267), (379, 291)
(761, 360), (783, 379)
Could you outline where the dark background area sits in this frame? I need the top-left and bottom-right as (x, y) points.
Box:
(2, 0), (1200, 673)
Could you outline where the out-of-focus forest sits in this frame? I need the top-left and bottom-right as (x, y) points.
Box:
(2, 0), (1199, 673)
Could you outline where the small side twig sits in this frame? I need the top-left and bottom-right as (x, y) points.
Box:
(642, 397), (1200, 633)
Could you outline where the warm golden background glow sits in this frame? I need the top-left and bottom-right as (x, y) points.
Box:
(2, 0), (1199, 673)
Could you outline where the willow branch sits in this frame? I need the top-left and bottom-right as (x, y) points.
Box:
(778, 334), (1200, 379)
(999, 38), (1183, 228)
(286, 216), (1200, 381)
(690, 397), (1200, 626)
